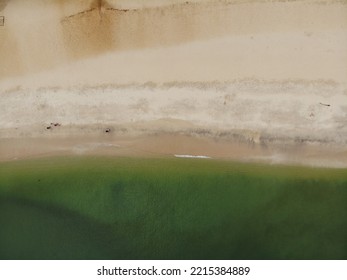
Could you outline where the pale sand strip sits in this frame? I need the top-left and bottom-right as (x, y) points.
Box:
(1, 81), (346, 143)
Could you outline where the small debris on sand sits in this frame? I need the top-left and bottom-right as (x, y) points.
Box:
(51, 122), (61, 127)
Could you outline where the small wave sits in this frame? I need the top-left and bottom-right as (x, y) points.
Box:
(174, 154), (211, 159)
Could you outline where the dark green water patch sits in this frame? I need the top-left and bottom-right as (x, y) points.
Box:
(0, 156), (346, 259)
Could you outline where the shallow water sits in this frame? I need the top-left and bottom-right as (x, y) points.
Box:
(0, 156), (346, 259)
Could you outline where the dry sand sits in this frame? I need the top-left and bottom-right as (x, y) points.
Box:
(0, 0), (347, 167)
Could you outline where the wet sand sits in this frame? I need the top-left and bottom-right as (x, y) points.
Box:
(1, 132), (347, 168)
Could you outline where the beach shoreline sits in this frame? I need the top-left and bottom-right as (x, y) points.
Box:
(1, 131), (347, 168)
(1, 79), (346, 167)
(1, 0), (346, 168)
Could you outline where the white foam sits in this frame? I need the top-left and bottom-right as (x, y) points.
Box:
(174, 154), (211, 159)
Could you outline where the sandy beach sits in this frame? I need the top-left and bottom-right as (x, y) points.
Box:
(1, 0), (347, 167)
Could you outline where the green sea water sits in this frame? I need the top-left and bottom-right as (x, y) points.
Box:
(0, 156), (346, 260)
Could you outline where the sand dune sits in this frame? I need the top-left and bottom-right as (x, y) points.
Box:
(1, 0), (346, 79)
